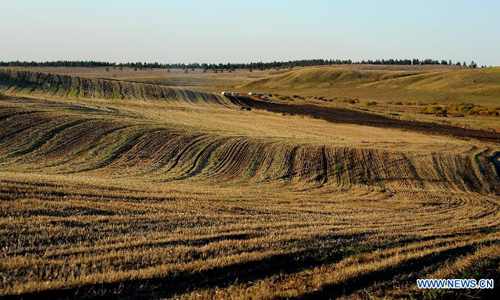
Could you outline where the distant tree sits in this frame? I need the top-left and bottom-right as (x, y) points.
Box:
(463, 62), (467, 67)
(0, 58), (482, 70)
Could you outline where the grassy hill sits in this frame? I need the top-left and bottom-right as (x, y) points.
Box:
(241, 66), (500, 105)
(366, 67), (500, 94)
(243, 68), (419, 88)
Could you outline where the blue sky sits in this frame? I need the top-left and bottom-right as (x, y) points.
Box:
(1, 0), (499, 65)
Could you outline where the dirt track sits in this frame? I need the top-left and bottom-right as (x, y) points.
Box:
(236, 97), (500, 143)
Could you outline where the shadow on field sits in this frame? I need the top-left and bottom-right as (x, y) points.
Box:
(294, 243), (500, 300)
(4, 233), (500, 299)
(3, 243), (362, 300)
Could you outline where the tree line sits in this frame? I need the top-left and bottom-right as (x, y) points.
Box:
(0, 59), (483, 70)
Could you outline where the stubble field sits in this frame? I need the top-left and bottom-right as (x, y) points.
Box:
(0, 68), (499, 299)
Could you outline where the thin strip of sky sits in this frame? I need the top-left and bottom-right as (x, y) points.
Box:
(0, 0), (498, 66)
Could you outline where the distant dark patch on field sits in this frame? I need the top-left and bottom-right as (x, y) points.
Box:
(237, 97), (500, 143)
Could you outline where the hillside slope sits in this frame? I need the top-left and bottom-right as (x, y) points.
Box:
(1, 94), (499, 194)
(0, 69), (240, 107)
(366, 67), (500, 94)
(241, 67), (500, 104)
(243, 68), (420, 89)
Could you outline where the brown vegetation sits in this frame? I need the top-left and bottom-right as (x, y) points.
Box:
(0, 70), (499, 299)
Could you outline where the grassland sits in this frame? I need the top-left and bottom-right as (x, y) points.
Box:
(0, 69), (499, 299)
(241, 66), (500, 105)
(238, 66), (500, 132)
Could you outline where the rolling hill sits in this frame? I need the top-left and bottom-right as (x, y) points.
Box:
(241, 66), (500, 105)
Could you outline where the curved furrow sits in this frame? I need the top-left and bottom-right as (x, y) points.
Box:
(34, 121), (134, 169)
(161, 134), (211, 174)
(0, 105), (498, 193)
(7, 119), (88, 159)
(9, 119), (108, 163)
(102, 131), (211, 177)
(0, 69), (241, 108)
(0, 114), (86, 160)
(0, 111), (53, 145)
(42, 124), (133, 171)
(176, 138), (229, 180)
(136, 133), (206, 176)
(215, 139), (258, 180)
(208, 139), (254, 180)
(71, 127), (149, 173)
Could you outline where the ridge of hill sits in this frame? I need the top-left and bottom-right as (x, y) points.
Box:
(0, 69), (239, 106)
(241, 67), (500, 104)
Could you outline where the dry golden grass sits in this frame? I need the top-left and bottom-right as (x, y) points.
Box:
(0, 71), (499, 299)
(237, 66), (500, 132)
(241, 66), (500, 105)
